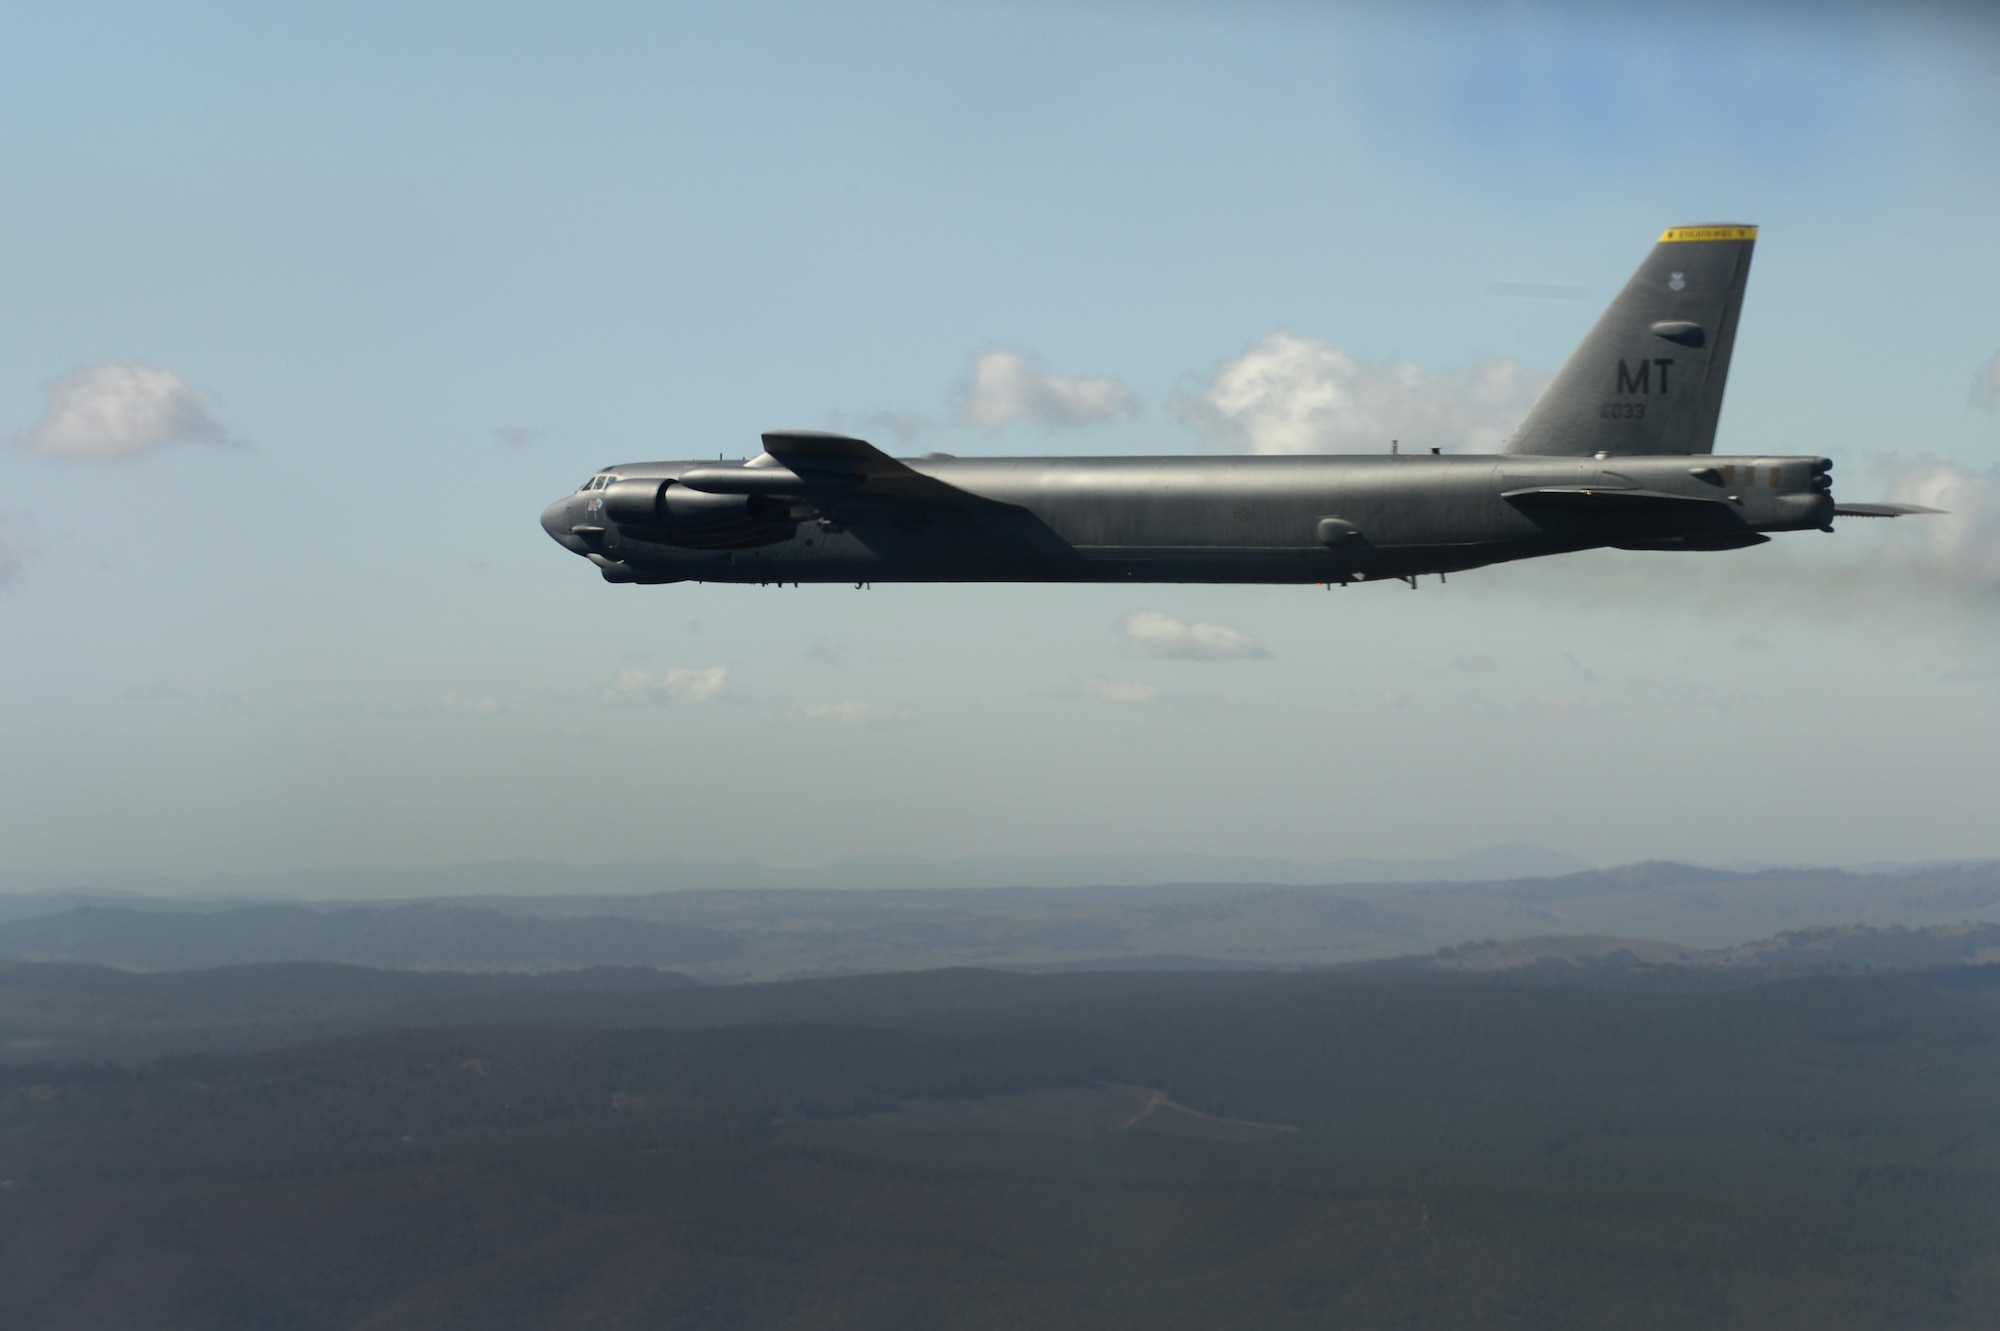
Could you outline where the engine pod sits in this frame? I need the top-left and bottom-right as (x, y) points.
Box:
(600, 478), (671, 527)
(601, 479), (757, 528)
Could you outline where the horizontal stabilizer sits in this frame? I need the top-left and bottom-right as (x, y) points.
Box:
(1833, 502), (1946, 518)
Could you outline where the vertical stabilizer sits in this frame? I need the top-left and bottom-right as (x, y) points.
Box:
(1504, 225), (1756, 457)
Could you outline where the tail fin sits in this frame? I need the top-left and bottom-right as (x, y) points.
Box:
(1504, 224), (1757, 457)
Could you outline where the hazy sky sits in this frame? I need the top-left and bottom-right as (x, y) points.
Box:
(3, 1), (1998, 877)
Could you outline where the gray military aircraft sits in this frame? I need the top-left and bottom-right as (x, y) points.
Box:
(540, 225), (1935, 587)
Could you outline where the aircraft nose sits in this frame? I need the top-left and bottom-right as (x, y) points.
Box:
(541, 498), (584, 551)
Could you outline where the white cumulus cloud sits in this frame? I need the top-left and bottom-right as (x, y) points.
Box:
(19, 363), (235, 461)
(1178, 333), (1547, 455)
(440, 691), (503, 716)
(800, 699), (914, 726)
(1116, 610), (1270, 661)
(1885, 462), (2000, 590)
(0, 514), (35, 588)
(957, 349), (1136, 429)
(1082, 677), (1160, 703)
(1971, 352), (2000, 414)
(602, 666), (730, 706)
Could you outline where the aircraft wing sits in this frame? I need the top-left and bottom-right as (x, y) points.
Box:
(680, 432), (1081, 571)
(676, 432), (983, 506)
(762, 431), (988, 507)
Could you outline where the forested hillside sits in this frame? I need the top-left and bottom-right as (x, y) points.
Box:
(5, 965), (1999, 1328)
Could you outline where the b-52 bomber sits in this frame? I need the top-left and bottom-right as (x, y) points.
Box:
(540, 225), (1934, 588)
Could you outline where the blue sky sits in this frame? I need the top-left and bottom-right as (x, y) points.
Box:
(2, 1), (1997, 876)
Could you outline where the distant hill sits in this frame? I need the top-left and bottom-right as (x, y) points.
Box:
(0, 960), (1277, 1064)
(8, 922), (1999, 1069)
(0, 842), (1591, 903)
(4, 861), (1999, 982)
(1721, 922), (2000, 971)
(0, 903), (738, 971)
(1396, 923), (2000, 974)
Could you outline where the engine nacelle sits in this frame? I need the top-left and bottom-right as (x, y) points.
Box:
(599, 478), (796, 549)
(603, 478), (755, 527)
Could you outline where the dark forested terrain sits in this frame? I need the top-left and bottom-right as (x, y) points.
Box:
(5, 961), (2000, 1329)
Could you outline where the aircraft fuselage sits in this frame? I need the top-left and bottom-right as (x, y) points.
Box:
(540, 450), (1836, 586)
(540, 224), (1932, 588)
